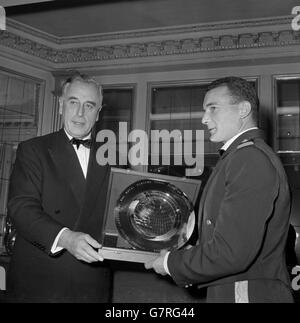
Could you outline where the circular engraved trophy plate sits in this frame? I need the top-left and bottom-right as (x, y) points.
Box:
(114, 179), (195, 252)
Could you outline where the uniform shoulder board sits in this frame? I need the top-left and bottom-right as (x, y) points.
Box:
(237, 140), (254, 150)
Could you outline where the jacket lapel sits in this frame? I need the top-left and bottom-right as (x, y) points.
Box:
(48, 129), (86, 209)
(74, 139), (109, 231)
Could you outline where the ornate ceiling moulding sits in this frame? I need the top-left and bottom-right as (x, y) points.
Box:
(1, 16), (299, 66)
(6, 16), (293, 45)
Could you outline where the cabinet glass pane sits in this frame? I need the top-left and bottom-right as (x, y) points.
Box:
(150, 119), (216, 154)
(0, 69), (42, 255)
(150, 84), (219, 154)
(98, 88), (133, 169)
(102, 88), (132, 131)
(149, 80), (257, 179)
(152, 86), (205, 114)
(0, 74), (39, 125)
(276, 78), (300, 238)
(149, 84), (219, 179)
(276, 79), (300, 152)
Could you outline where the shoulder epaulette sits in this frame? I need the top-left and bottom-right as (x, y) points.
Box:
(237, 140), (254, 150)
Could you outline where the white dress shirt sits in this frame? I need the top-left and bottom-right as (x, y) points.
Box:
(50, 130), (91, 254)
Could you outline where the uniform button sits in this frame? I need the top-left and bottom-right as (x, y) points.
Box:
(206, 219), (212, 225)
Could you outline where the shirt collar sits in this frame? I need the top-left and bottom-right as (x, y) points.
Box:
(221, 127), (258, 151)
(64, 129), (91, 141)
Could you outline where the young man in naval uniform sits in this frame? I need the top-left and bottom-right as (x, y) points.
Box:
(145, 76), (294, 303)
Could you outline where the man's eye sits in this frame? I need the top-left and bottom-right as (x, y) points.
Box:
(85, 103), (94, 111)
(70, 100), (78, 105)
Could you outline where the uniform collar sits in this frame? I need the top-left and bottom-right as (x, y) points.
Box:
(221, 127), (258, 151)
(220, 128), (265, 160)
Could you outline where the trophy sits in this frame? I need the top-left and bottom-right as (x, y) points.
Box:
(101, 168), (201, 263)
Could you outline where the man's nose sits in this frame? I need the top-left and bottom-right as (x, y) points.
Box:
(202, 111), (209, 125)
(76, 103), (85, 116)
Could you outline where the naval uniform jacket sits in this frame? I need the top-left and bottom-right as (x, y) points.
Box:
(7, 129), (112, 302)
(168, 129), (293, 302)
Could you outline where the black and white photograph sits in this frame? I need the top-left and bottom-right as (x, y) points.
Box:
(0, 0), (300, 306)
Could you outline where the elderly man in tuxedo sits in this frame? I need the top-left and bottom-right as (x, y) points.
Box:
(145, 76), (294, 303)
(6, 74), (112, 303)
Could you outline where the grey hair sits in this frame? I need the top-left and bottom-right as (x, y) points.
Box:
(60, 72), (103, 105)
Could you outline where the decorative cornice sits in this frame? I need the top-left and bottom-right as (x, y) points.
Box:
(6, 15), (293, 45)
(1, 15), (299, 68)
(1, 28), (300, 65)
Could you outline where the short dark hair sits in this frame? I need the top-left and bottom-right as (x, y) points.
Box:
(207, 76), (259, 121)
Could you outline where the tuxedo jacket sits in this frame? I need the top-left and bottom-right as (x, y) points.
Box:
(7, 129), (112, 303)
(168, 129), (294, 302)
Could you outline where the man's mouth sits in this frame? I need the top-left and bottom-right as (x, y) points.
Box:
(73, 121), (85, 126)
(208, 127), (217, 135)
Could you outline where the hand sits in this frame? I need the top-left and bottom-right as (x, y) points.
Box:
(144, 250), (168, 276)
(58, 229), (104, 263)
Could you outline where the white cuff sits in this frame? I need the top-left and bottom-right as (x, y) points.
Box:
(163, 251), (171, 275)
(50, 227), (69, 254)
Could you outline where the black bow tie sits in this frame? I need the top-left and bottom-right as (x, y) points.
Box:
(70, 138), (92, 149)
(218, 149), (225, 156)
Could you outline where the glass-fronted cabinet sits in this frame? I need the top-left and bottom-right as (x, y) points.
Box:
(0, 69), (43, 255)
(275, 76), (300, 172)
(96, 86), (134, 170)
(148, 82), (220, 182)
(276, 77), (300, 153)
(275, 76), (300, 260)
(147, 79), (257, 181)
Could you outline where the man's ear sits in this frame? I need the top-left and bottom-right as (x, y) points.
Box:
(96, 105), (102, 121)
(96, 110), (100, 122)
(238, 101), (252, 119)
